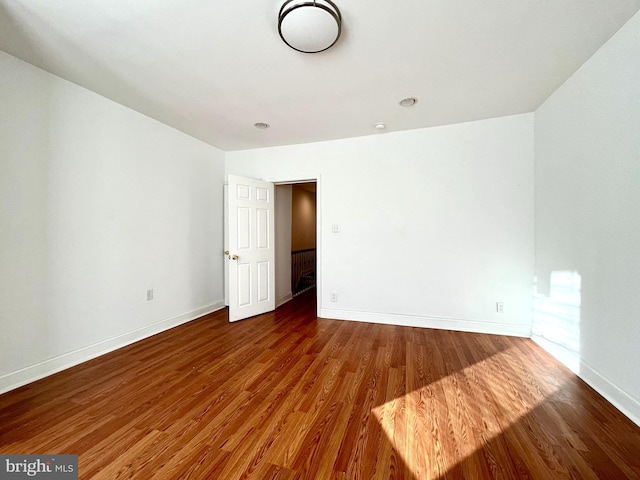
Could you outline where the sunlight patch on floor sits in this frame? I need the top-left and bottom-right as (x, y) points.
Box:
(372, 346), (566, 479)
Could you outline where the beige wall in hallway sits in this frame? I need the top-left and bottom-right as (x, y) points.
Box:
(291, 184), (316, 251)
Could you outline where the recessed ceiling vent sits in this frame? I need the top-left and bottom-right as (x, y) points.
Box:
(399, 97), (418, 107)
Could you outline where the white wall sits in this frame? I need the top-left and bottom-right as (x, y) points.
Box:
(275, 184), (293, 306)
(0, 51), (226, 393)
(227, 114), (535, 336)
(534, 11), (640, 424)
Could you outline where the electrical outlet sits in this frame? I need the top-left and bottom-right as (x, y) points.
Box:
(330, 291), (338, 302)
(496, 302), (504, 313)
(147, 289), (154, 301)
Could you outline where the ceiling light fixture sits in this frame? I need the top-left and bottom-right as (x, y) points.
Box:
(278, 0), (342, 53)
(399, 97), (418, 107)
(254, 122), (270, 129)
(374, 122), (386, 130)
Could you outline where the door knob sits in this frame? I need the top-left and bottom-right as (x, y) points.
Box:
(231, 254), (238, 261)
(224, 250), (230, 255)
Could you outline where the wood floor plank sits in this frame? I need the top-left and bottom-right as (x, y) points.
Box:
(1, 289), (639, 479)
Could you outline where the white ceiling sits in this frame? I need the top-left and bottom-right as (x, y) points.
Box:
(1, 0), (639, 151)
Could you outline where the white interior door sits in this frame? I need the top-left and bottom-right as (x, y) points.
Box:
(227, 175), (275, 322)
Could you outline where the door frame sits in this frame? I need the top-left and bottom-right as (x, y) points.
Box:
(269, 174), (322, 317)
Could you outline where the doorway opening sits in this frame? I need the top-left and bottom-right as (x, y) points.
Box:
(291, 183), (317, 296)
(275, 182), (317, 307)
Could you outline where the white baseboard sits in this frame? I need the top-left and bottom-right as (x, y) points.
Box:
(0, 301), (226, 395)
(276, 292), (293, 308)
(532, 335), (640, 427)
(319, 308), (532, 337)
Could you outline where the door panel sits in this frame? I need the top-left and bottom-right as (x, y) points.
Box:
(257, 209), (269, 248)
(228, 175), (275, 322)
(257, 261), (270, 302)
(237, 263), (251, 307)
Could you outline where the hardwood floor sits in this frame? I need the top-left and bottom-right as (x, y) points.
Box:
(1, 290), (639, 479)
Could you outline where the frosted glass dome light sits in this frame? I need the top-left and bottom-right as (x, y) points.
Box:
(278, 0), (342, 53)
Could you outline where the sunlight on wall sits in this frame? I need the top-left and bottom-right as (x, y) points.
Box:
(372, 346), (566, 479)
(532, 271), (582, 373)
